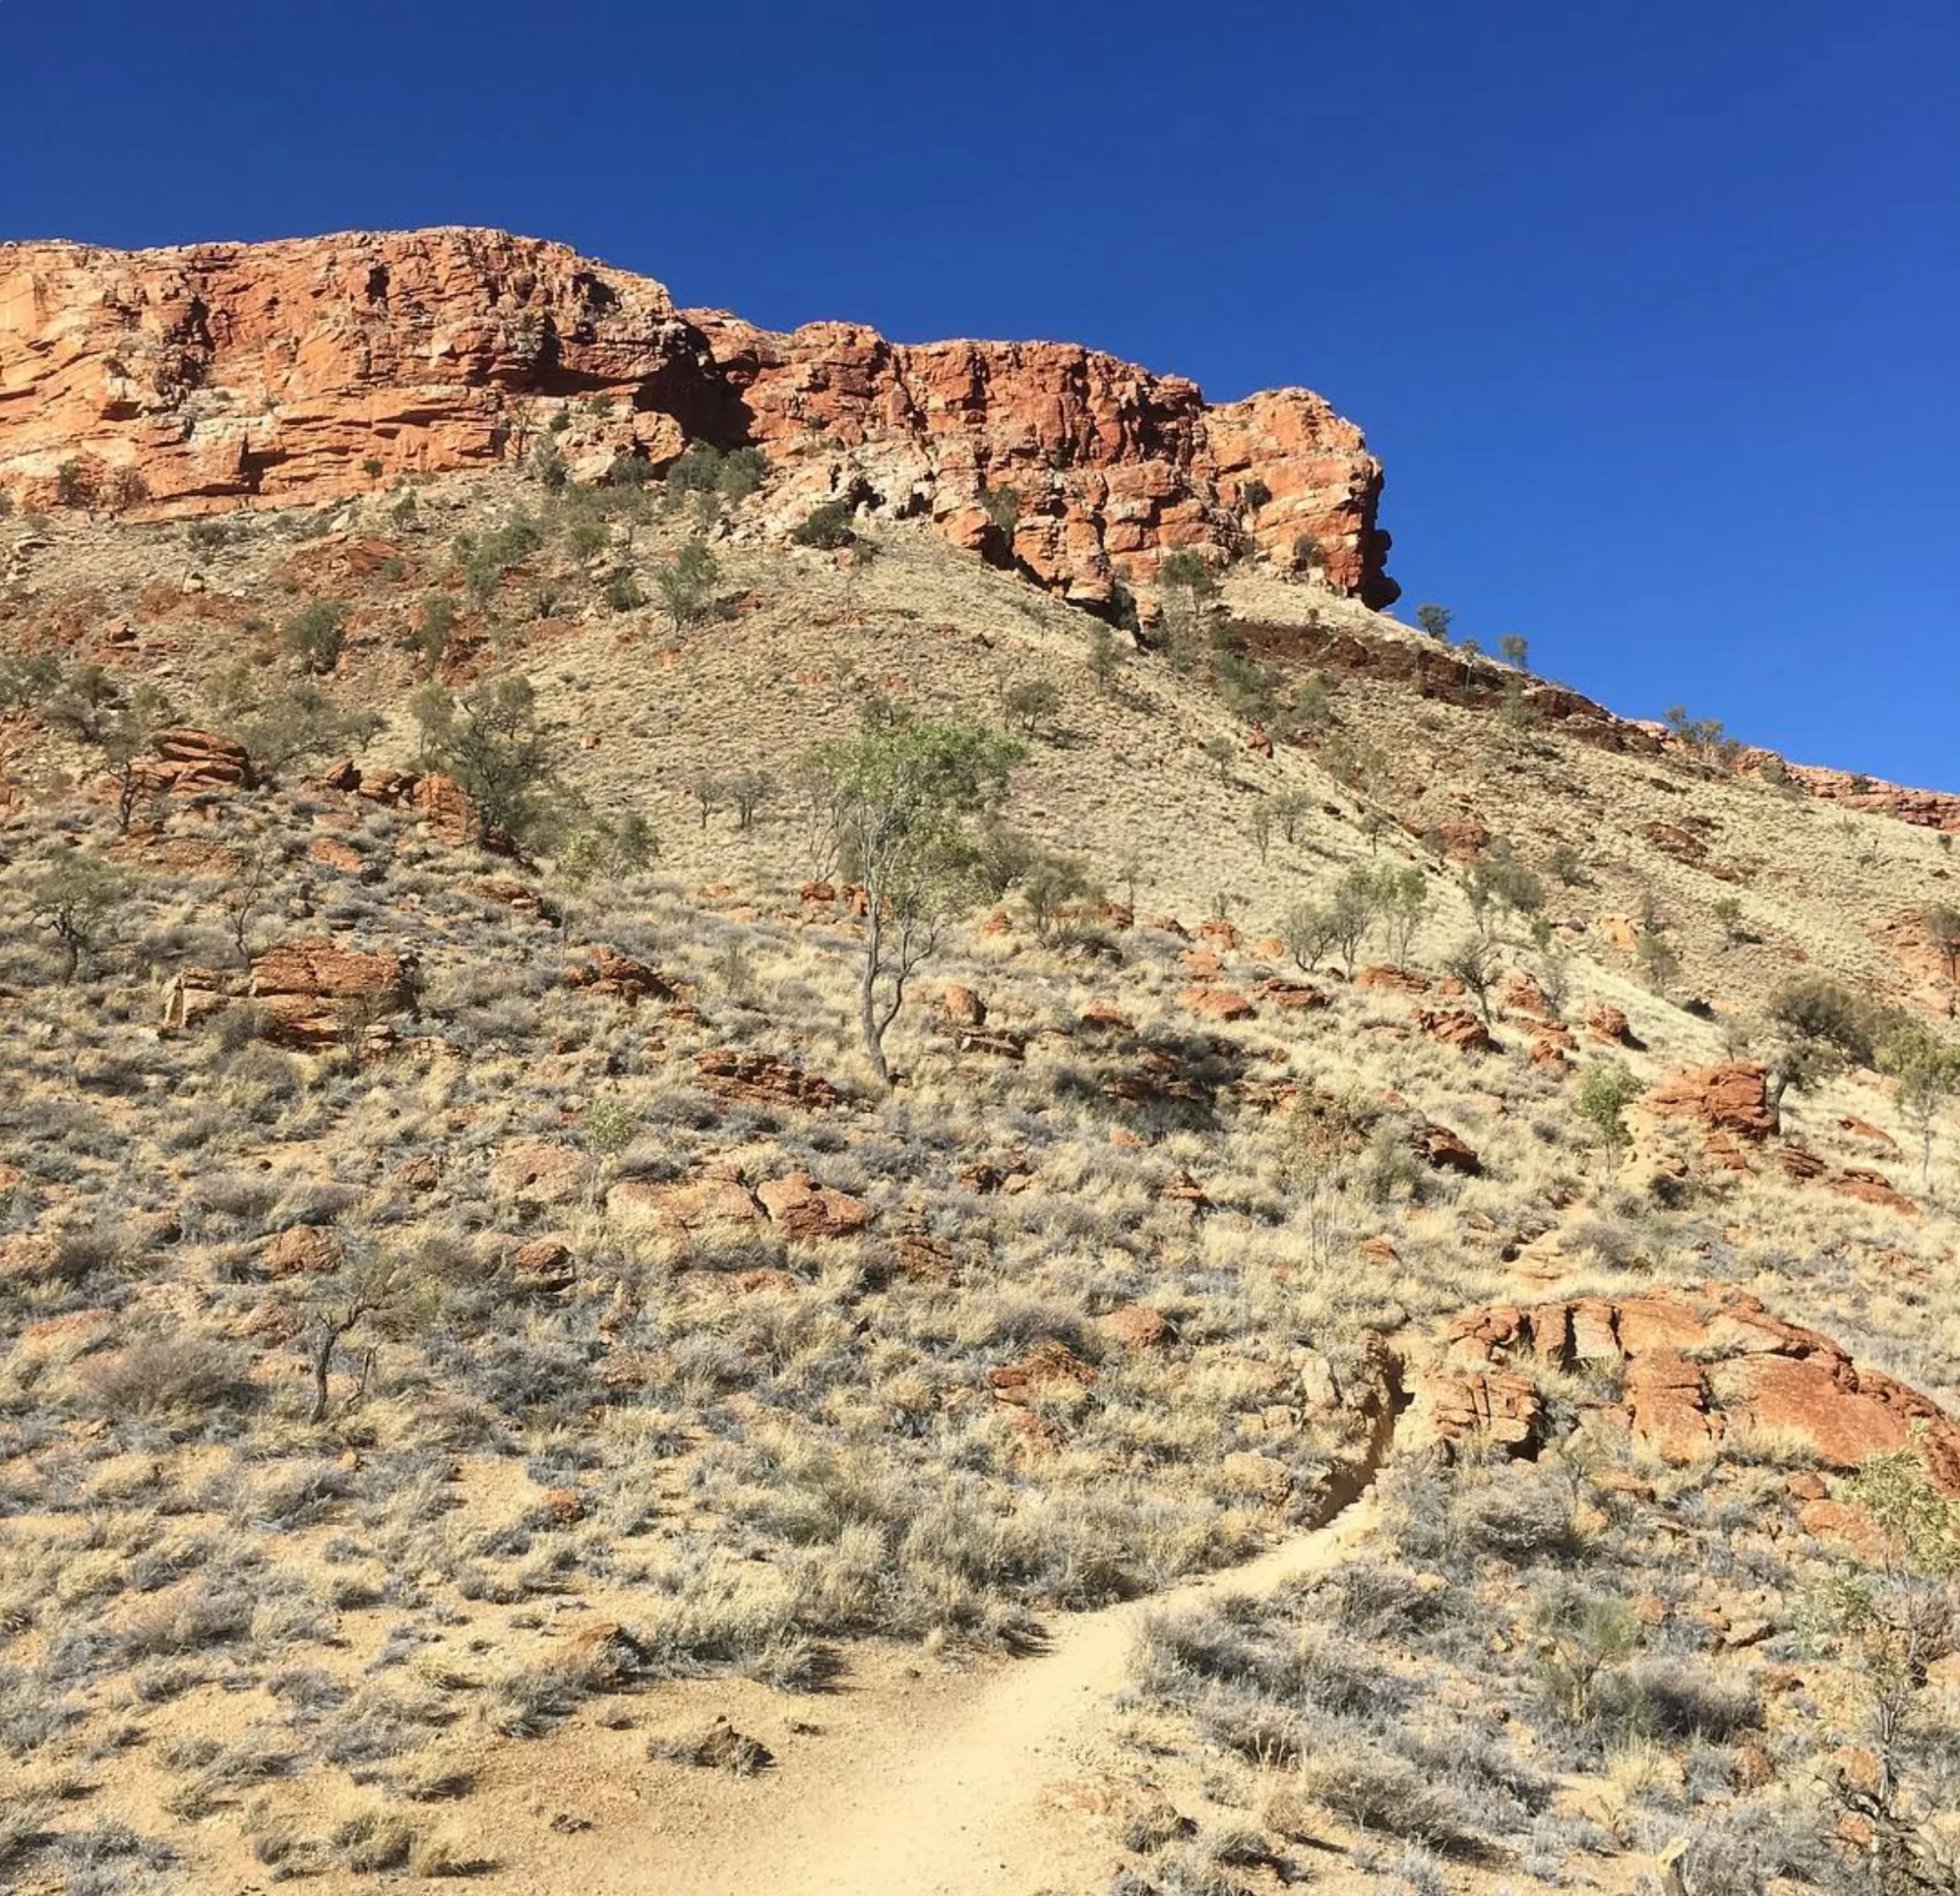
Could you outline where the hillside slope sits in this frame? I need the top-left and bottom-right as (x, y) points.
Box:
(2, 380), (1958, 1896)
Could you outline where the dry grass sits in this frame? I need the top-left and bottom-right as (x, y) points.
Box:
(2, 463), (1956, 1891)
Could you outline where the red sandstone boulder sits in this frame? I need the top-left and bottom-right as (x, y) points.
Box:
(260, 1226), (345, 1279)
(1426, 1287), (1960, 1496)
(1355, 965), (1429, 995)
(144, 727), (253, 793)
(1181, 987), (1256, 1022)
(1099, 1304), (1174, 1350)
(1648, 1062), (1775, 1141)
(1585, 1003), (1638, 1046)
(1412, 1122), (1482, 1175)
(565, 947), (676, 1006)
(940, 985), (987, 1027)
(692, 1049), (841, 1111)
(247, 938), (414, 1049)
(1416, 1008), (1497, 1055)
(489, 1141), (595, 1206)
(756, 1173), (872, 1242)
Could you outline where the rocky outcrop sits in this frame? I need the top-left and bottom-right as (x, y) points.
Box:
(688, 311), (1396, 608)
(691, 1048), (841, 1111)
(139, 727), (253, 794)
(0, 228), (1396, 610)
(247, 938), (414, 1049)
(756, 1173), (872, 1242)
(1421, 1289), (1960, 1491)
(1647, 1062), (1776, 1142)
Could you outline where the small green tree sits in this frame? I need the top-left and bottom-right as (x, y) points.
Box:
(1415, 602), (1453, 641)
(1635, 928), (1681, 995)
(1157, 548), (1217, 630)
(237, 684), (382, 778)
(981, 484), (1021, 537)
(1499, 633), (1530, 669)
(1763, 974), (1889, 1121)
(1463, 856), (1546, 938)
(26, 852), (134, 981)
(1879, 1022), (1960, 1184)
(805, 713), (1024, 1086)
(1001, 677), (1062, 739)
(408, 595), (459, 676)
(654, 536), (719, 632)
(1086, 624), (1122, 698)
(283, 599), (350, 674)
(1282, 899), (1338, 974)
(560, 810), (658, 884)
(55, 458), (98, 510)
(1921, 903), (1960, 990)
(1444, 935), (1500, 1024)
(100, 681), (174, 831)
(410, 675), (562, 852)
(1327, 867), (1383, 977)
(40, 662), (119, 742)
(1575, 1059), (1643, 1180)
(0, 651), (60, 713)
(1021, 849), (1099, 940)
(1374, 863), (1431, 964)
(1815, 1441), (1960, 1894)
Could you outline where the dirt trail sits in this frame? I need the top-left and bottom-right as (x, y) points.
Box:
(650, 1402), (1402, 1896)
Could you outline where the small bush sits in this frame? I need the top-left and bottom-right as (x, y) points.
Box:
(283, 600), (350, 674)
(791, 498), (855, 550)
(79, 1339), (253, 1424)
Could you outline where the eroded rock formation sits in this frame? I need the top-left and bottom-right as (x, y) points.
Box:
(1419, 1288), (1960, 1490)
(0, 227), (1396, 610)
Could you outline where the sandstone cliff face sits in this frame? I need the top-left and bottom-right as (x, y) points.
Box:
(0, 228), (1395, 610)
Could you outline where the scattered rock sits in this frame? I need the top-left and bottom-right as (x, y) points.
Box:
(1584, 1003), (1639, 1047)
(248, 938), (416, 1050)
(489, 1141), (596, 1206)
(693, 1049), (841, 1111)
(648, 1717), (773, 1776)
(1411, 1122), (1482, 1175)
(756, 1173), (872, 1242)
(1415, 1007), (1497, 1054)
(260, 1226), (346, 1278)
(1355, 965), (1429, 995)
(1100, 1304), (1174, 1349)
(1425, 1287), (1960, 1493)
(1220, 1451), (1295, 1505)
(565, 946), (676, 1006)
(940, 985), (987, 1026)
(1181, 986), (1255, 1022)
(1647, 1062), (1775, 1143)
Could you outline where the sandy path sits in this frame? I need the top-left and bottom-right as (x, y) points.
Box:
(648, 1417), (1399, 1896)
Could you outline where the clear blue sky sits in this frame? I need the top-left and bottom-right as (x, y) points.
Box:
(3, 2), (1953, 785)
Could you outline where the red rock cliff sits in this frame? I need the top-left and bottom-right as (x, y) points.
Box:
(0, 227), (1396, 609)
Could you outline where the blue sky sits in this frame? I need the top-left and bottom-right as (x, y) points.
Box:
(3, 1), (1953, 784)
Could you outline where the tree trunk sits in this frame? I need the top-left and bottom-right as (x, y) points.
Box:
(858, 904), (890, 1088)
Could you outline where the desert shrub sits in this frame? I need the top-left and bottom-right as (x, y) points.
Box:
(1295, 1738), (1483, 1851)
(115, 1587), (255, 1660)
(1595, 1656), (1760, 1742)
(333, 1809), (416, 1872)
(79, 1338), (253, 1424)
(791, 498), (855, 549)
(1001, 676), (1062, 738)
(282, 599), (349, 674)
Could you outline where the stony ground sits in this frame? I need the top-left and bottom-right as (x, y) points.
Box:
(2, 464), (1957, 1896)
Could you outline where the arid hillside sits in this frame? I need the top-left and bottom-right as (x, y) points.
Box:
(2, 347), (1958, 1896)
